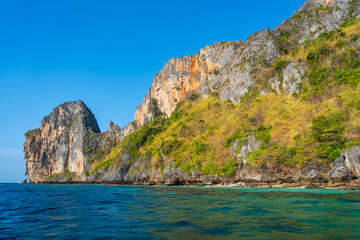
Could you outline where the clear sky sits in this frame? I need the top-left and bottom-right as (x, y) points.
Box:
(0, 0), (305, 182)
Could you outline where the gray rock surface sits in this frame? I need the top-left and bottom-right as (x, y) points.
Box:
(230, 134), (261, 164)
(131, 0), (359, 133)
(24, 100), (100, 183)
(329, 147), (360, 180)
(23, 0), (360, 187)
(102, 155), (132, 182)
(343, 147), (360, 177)
(306, 169), (323, 181)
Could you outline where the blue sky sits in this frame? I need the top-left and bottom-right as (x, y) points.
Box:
(0, 0), (305, 182)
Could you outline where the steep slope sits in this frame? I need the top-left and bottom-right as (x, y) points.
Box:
(23, 101), (122, 182)
(132, 0), (360, 129)
(24, 0), (360, 188)
(85, 0), (360, 187)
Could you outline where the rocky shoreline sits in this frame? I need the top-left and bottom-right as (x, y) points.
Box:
(29, 179), (360, 190)
(24, 146), (360, 190)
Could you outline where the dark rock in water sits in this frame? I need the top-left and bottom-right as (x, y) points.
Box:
(21, 179), (27, 184)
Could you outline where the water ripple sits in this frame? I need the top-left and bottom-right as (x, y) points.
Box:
(0, 183), (359, 239)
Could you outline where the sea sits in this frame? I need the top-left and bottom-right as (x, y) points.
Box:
(0, 183), (359, 239)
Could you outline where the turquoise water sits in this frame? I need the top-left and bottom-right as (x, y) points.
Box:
(1, 184), (360, 239)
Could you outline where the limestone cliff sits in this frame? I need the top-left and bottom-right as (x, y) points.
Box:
(82, 121), (122, 170)
(133, 54), (217, 126)
(132, 0), (359, 128)
(23, 0), (360, 188)
(24, 101), (101, 183)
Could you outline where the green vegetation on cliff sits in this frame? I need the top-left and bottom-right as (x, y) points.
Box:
(25, 128), (40, 138)
(45, 169), (76, 182)
(89, 19), (360, 176)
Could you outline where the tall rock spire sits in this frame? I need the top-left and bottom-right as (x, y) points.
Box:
(24, 100), (100, 183)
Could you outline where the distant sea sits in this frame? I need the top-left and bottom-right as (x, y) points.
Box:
(1, 183), (360, 239)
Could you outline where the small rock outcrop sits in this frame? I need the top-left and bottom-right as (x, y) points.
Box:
(230, 134), (261, 164)
(105, 121), (121, 141)
(23, 100), (101, 183)
(329, 147), (360, 180)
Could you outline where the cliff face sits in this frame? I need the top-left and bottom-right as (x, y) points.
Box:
(24, 101), (101, 183)
(23, 0), (360, 187)
(132, 0), (359, 128)
(133, 53), (221, 126)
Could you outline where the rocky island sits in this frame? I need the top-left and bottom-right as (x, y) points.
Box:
(24, 0), (360, 189)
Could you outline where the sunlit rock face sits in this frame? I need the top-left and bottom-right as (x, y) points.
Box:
(318, 0), (335, 6)
(133, 54), (218, 127)
(132, 0), (358, 130)
(23, 0), (360, 185)
(24, 101), (100, 183)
